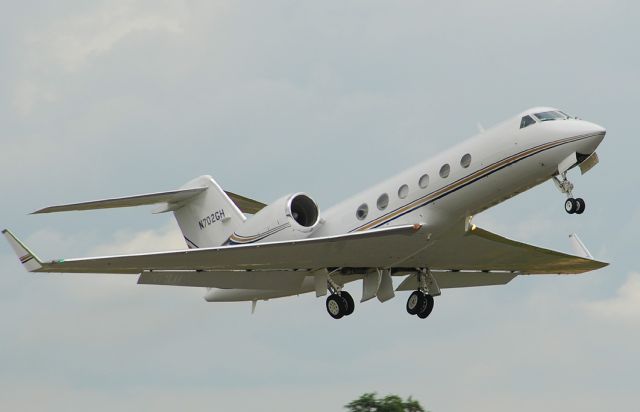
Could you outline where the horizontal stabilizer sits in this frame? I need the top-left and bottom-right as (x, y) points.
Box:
(32, 187), (207, 214)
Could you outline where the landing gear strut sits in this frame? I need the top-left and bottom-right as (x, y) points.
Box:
(554, 173), (586, 215)
(406, 269), (439, 319)
(325, 273), (355, 319)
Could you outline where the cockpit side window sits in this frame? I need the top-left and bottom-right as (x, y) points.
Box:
(534, 111), (566, 122)
(520, 115), (536, 129)
(559, 111), (574, 119)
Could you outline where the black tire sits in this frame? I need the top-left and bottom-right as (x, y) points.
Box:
(417, 294), (435, 319)
(565, 198), (576, 214)
(340, 291), (355, 316)
(406, 291), (425, 315)
(575, 198), (586, 214)
(326, 294), (347, 319)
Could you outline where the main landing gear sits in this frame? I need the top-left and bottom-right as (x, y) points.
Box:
(325, 274), (355, 319)
(325, 292), (355, 319)
(406, 291), (434, 318)
(406, 269), (440, 320)
(554, 173), (586, 215)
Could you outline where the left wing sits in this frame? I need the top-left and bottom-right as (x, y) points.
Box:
(2, 224), (426, 274)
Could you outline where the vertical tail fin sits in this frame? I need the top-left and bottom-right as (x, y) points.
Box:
(172, 176), (246, 248)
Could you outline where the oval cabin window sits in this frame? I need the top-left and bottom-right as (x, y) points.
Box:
(356, 203), (369, 220)
(398, 184), (409, 199)
(439, 164), (450, 178)
(377, 193), (389, 210)
(418, 174), (429, 189)
(460, 153), (471, 168)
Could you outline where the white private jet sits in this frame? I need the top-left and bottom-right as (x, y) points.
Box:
(4, 107), (608, 319)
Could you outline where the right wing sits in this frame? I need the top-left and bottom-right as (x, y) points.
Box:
(399, 224), (608, 275)
(224, 191), (266, 214)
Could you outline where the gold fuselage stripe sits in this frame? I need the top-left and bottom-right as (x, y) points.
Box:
(351, 133), (596, 232)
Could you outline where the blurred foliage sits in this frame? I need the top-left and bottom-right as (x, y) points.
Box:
(345, 392), (426, 412)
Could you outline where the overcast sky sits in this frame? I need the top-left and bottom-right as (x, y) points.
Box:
(2, 1), (640, 411)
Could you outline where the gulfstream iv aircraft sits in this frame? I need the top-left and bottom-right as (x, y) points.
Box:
(4, 107), (608, 319)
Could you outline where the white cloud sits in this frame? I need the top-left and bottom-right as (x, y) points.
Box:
(32, 1), (188, 72)
(89, 220), (186, 255)
(10, 0), (193, 116)
(585, 272), (640, 321)
(11, 79), (57, 117)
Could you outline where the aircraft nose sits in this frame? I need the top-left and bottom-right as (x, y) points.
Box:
(578, 120), (606, 154)
(587, 121), (606, 136)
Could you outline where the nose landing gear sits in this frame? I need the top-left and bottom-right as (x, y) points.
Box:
(564, 197), (585, 214)
(554, 173), (586, 215)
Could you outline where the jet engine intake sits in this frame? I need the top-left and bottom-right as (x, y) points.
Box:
(229, 193), (321, 244)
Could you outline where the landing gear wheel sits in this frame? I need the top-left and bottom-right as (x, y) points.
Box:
(326, 294), (347, 319)
(340, 291), (355, 316)
(565, 198), (577, 214)
(406, 291), (425, 315)
(417, 294), (434, 319)
(575, 198), (586, 214)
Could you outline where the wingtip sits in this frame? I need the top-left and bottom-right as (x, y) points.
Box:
(2, 229), (43, 272)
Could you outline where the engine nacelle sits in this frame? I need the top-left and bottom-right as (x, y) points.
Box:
(229, 193), (321, 244)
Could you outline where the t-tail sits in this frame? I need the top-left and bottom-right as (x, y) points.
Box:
(23, 175), (266, 249)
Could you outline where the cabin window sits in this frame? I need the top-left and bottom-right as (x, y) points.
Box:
(418, 174), (429, 189)
(520, 115), (536, 129)
(398, 184), (409, 199)
(439, 164), (450, 178)
(377, 193), (389, 210)
(356, 203), (369, 220)
(460, 153), (472, 168)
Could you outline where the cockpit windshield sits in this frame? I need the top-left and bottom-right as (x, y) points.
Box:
(534, 111), (568, 122)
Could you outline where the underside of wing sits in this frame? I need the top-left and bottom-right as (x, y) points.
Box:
(396, 270), (517, 290)
(402, 224), (608, 274)
(138, 270), (311, 289)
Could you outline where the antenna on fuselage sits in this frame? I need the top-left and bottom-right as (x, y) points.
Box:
(476, 122), (485, 133)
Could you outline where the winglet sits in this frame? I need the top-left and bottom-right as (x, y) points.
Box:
(2, 229), (43, 272)
(569, 233), (594, 259)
